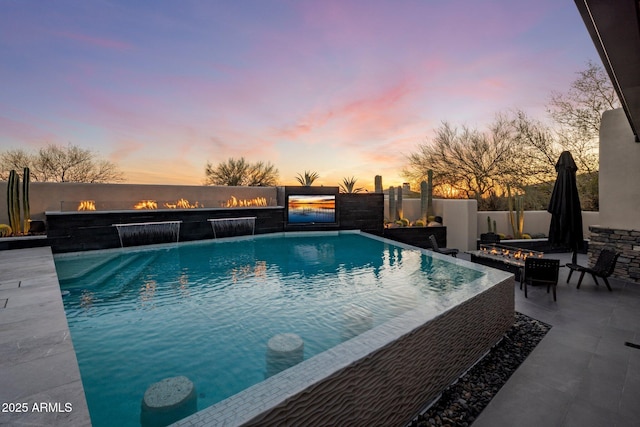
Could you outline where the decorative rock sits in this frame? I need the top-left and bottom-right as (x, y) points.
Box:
(265, 333), (304, 378)
(342, 305), (373, 341)
(408, 313), (550, 427)
(140, 376), (197, 427)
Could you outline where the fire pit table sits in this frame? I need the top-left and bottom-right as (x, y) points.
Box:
(466, 244), (544, 280)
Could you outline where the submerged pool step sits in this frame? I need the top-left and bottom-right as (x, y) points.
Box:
(97, 252), (161, 293)
(57, 254), (123, 286)
(59, 253), (150, 289)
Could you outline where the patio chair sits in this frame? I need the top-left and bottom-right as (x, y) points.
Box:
(428, 234), (459, 257)
(520, 258), (560, 301)
(566, 249), (620, 291)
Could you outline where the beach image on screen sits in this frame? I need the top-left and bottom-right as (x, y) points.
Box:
(287, 195), (336, 223)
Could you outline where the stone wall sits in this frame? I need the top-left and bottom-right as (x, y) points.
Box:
(588, 225), (640, 283)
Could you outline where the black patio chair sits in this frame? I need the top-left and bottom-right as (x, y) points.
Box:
(566, 249), (620, 291)
(428, 234), (459, 257)
(520, 257), (560, 301)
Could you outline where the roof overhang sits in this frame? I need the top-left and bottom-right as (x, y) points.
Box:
(574, 0), (640, 142)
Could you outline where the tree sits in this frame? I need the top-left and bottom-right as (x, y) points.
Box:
(295, 171), (319, 186)
(0, 143), (124, 183)
(403, 116), (545, 208)
(548, 60), (619, 174)
(204, 157), (279, 186)
(547, 61), (619, 210)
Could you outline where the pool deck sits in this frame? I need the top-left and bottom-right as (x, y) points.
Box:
(0, 247), (91, 427)
(1, 247), (640, 426)
(462, 251), (640, 427)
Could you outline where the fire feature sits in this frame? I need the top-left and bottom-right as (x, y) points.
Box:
(77, 200), (96, 211)
(134, 200), (158, 210)
(225, 196), (268, 207)
(478, 243), (543, 266)
(164, 198), (201, 209)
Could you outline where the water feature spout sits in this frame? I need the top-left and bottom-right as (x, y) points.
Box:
(208, 217), (256, 239)
(113, 221), (181, 247)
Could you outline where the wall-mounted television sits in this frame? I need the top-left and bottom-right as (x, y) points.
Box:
(287, 194), (336, 224)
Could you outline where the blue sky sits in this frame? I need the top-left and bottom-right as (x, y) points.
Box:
(0, 0), (598, 188)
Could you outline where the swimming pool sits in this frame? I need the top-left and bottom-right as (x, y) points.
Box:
(55, 231), (513, 426)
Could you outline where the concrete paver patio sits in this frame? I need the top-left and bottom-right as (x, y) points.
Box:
(466, 252), (640, 427)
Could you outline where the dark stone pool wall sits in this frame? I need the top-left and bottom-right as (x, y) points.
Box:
(44, 193), (385, 253)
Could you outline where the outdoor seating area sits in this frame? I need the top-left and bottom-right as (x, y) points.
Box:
(520, 257), (561, 301)
(466, 250), (640, 427)
(566, 248), (621, 291)
(428, 234), (459, 257)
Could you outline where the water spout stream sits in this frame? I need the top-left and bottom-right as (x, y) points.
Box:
(113, 221), (181, 247)
(208, 217), (256, 239)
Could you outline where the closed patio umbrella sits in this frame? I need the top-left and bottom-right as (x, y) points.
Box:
(547, 151), (584, 264)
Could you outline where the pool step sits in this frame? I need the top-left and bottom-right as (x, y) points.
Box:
(59, 253), (147, 288)
(96, 252), (161, 292)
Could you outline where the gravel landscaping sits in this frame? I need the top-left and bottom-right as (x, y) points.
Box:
(408, 312), (551, 427)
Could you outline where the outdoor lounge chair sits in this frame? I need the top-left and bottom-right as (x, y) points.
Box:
(520, 258), (560, 301)
(566, 248), (620, 291)
(428, 234), (459, 257)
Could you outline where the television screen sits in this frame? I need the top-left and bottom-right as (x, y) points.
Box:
(287, 195), (336, 224)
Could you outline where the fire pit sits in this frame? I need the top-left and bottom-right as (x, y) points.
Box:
(468, 244), (544, 279)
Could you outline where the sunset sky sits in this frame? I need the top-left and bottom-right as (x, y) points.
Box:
(0, 1), (598, 189)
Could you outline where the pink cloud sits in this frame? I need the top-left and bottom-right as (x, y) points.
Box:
(110, 140), (145, 162)
(272, 77), (420, 142)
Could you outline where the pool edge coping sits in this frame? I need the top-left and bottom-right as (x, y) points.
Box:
(0, 246), (92, 427)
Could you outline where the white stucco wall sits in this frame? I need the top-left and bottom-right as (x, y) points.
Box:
(598, 108), (640, 230)
(477, 211), (599, 240)
(0, 182), (279, 224)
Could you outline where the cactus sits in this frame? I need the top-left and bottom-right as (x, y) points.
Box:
(487, 216), (497, 234)
(507, 185), (524, 239)
(374, 175), (382, 193)
(420, 180), (428, 223)
(388, 186), (396, 221)
(0, 224), (12, 237)
(426, 169), (434, 219)
(7, 170), (21, 235)
(22, 167), (30, 234)
(396, 185), (403, 220)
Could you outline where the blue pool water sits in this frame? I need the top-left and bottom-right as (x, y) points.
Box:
(55, 232), (484, 427)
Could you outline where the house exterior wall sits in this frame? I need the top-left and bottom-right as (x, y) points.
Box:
(587, 108), (640, 283)
(599, 108), (640, 230)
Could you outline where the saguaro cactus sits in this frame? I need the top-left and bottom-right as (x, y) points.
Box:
(374, 175), (382, 193)
(507, 185), (524, 239)
(420, 181), (428, 222)
(7, 170), (21, 235)
(22, 167), (31, 234)
(396, 186), (403, 220)
(487, 216), (497, 234)
(388, 186), (396, 221)
(426, 169), (434, 219)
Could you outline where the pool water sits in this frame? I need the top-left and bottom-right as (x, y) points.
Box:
(55, 232), (484, 427)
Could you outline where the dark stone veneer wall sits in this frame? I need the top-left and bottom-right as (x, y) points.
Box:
(46, 193), (385, 253)
(588, 225), (640, 283)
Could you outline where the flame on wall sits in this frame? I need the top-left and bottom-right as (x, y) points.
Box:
(77, 200), (96, 211)
(164, 198), (201, 209)
(225, 196), (268, 207)
(134, 200), (158, 210)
